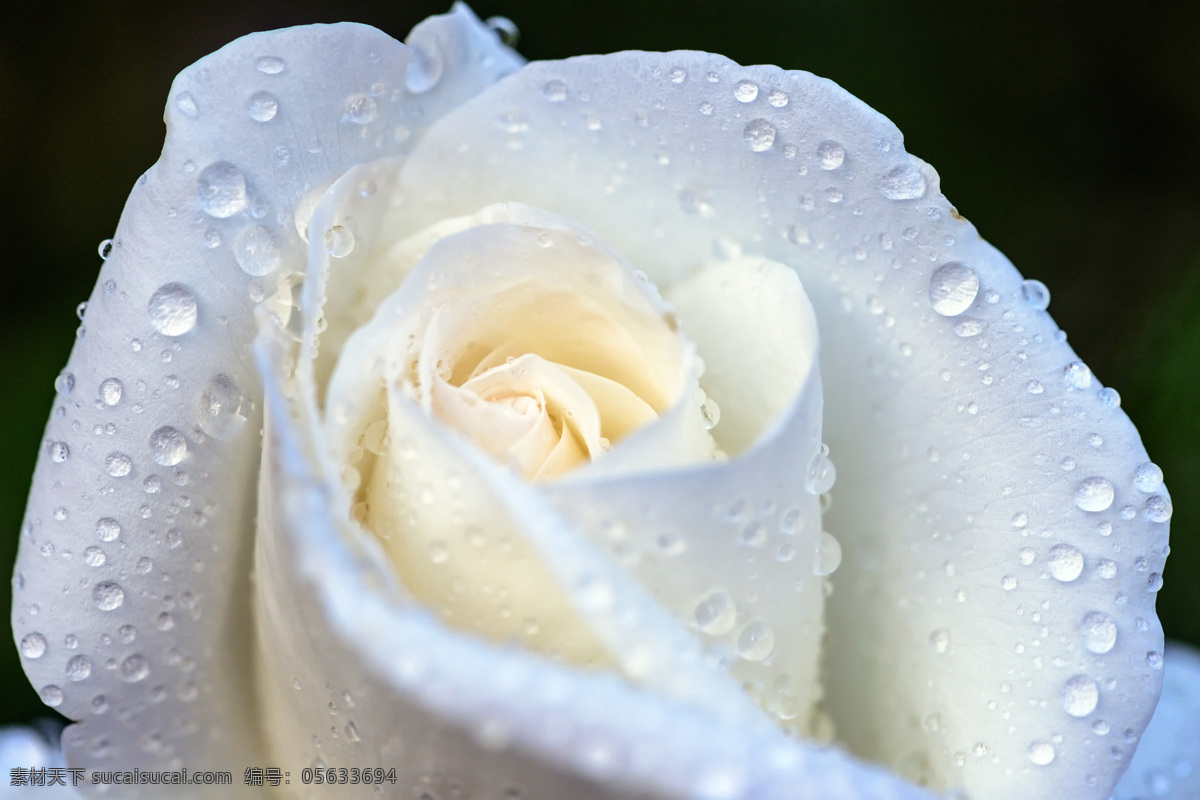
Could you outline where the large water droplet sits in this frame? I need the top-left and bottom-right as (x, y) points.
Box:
(40, 685), (64, 707)
(1028, 740), (1056, 766)
(1081, 611), (1117, 654)
(245, 91), (279, 122)
(20, 633), (47, 659)
(1145, 495), (1172, 523)
(255, 56), (285, 74)
(813, 532), (842, 576)
(928, 263), (979, 316)
(733, 80), (759, 102)
(120, 653), (149, 683)
(743, 119), (776, 152)
(1133, 462), (1163, 493)
(693, 590), (736, 635)
(1063, 361), (1092, 389)
(1074, 477), (1114, 512)
(234, 225), (282, 277)
(736, 621), (775, 661)
(1047, 543), (1084, 582)
(147, 283), (198, 336)
(198, 374), (248, 440)
(149, 426), (187, 467)
(806, 444), (836, 494)
(99, 378), (123, 406)
(196, 162), (247, 218)
(105, 453), (132, 478)
(93, 581), (125, 611)
(96, 518), (121, 542)
(878, 164), (927, 200)
(48, 441), (69, 463)
(816, 140), (845, 170)
(1021, 279), (1051, 310)
(324, 225), (356, 258)
(66, 655), (92, 682)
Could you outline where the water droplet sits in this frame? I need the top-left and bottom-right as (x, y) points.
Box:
(147, 283), (197, 336)
(878, 164), (927, 200)
(105, 453), (132, 478)
(1147, 650), (1164, 670)
(40, 685), (64, 707)
(766, 89), (789, 107)
(175, 92), (198, 118)
(542, 79), (567, 101)
(743, 119), (775, 152)
(954, 318), (983, 337)
(84, 547), (105, 567)
(255, 56), (285, 74)
(813, 531), (842, 576)
(99, 378), (123, 406)
(693, 590), (736, 635)
(48, 441), (69, 463)
(1028, 740), (1056, 766)
(1047, 543), (1084, 582)
(20, 633), (47, 659)
(1021, 279), (1051, 310)
(324, 225), (356, 258)
(668, 67), (687, 84)
(1096, 559), (1117, 579)
(98, 239), (114, 260)
(66, 655), (92, 682)
(56, 370), (75, 395)
(245, 91), (278, 122)
(806, 443), (836, 494)
(1133, 462), (1164, 492)
(1081, 611), (1117, 654)
(233, 225), (282, 277)
(485, 16), (519, 47)
(736, 621), (775, 661)
(93, 581), (125, 611)
(1062, 675), (1099, 717)
(343, 94), (378, 124)
(1148, 572), (1164, 592)
(196, 162), (247, 218)
(120, 653), (149, 682)
(1074, 477), (1114, 512)
(95, 518), (121, 542)
(1098, 387), (1121, 408)
(929, 629), (950, 654)
(928, 263), (979, 316)
(198, 374), (248, 439)
(1145, 495), (1172, 523)
(1001, 575), (1018, 590)
(733, 80), (758, 102)
(149, 426), (187, 466)
(816, 140), (845, 170)
(1063, 361), (1092, 389)
(406, 37), (443, 93)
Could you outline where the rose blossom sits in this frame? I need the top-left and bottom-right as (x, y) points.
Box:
(10, 5), (1190, 800)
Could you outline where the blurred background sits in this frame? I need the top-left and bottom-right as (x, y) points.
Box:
(2, 0), (1197, 727)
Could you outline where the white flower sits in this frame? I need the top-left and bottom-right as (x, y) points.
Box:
(10, 6), (1182, 799)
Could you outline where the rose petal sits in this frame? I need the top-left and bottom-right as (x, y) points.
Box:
(255, 311), (937, 800)
(380, 51), (1168, 798)
(12, 7), (520, 789)
(1113, 642), (1200, 800)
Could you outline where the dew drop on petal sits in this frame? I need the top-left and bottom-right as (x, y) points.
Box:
(733, 80), (758, 102)
(324, 225), (356, 258)
(743, 119), (775, 152)
(485, 16), (519, 47)
(1063, 361), (1093, 389)
(343, 94), (378, 124)
(255, 56), (285, 74)
(878, 164), (927, 200)
(1047, 543), (1084, 582)
(542, 79), (568, 102)
(93, 581), (125, 611)
(816, 140), (845, 170)
(1098, 387), (1121, 408)
(48, 442), (69, 463)
(1145, 495), (1172, 523)
(813, 532), (842, 576)
(99, 378), (123, 406)
(1021, 279), (1051, 310)
(147, 283), (198, 336)
(805, 444), (836, 494)
(96, 518), (121, 542)
(1081, 611), (1117, 654)
(40, 685), (63, 707)
(1028, 740), (1056, 766)
(20, 633), (47, 659)
(119, 654), (149, 683)
(149, 426), (187, 467)
(175, 92), (198, 118)
(693, 590), (736, 635)
(66, 655), (92, 682)
(736, 621), (775, 661)
(1074, 477), (1114, 512)
(245, 91), (278, 122)
(105, 453), (132, 478)
(929, 629), (950, 654)
(928, 262), (979, 316)
(196, 161), (247, 218)
(1133, 462), (1164, 492)
(1147, 650), (1164, 670)
(234, 225), (282, 277)
(1062, 674), (1099, 717)
(198, 374), (248, 440)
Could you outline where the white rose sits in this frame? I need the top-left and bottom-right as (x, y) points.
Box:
(10, 6), (1187, 800)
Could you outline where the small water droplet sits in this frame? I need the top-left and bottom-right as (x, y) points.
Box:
(693, 590), (736, 635)
(99, 378), (123, 406)
(40, 685), (64, 707)
(98, 239), (114, 260)
(1021, 279), (1051, 310)
(1062, 675), (1099, 717)
(816, 140), (845, 170)
(120, 653), (149, 682)
(243, 91), (278, 123)
(1047, 543), (1084, 582)
(1133, 462), (1164, 492)
(255, 55), (285, 74)
(542, 79), (568, 101)
(929, 263), (979, 316)
(1019, 546), (1036, 566)
(929, 628), (950, 654)
(668, 67), (687, 84)
(324, 225), (356, 258)
(743, 119), (775, 152)
(93, 581), (125, 611)
(485, 16), (519, 48)
(196, 162), (247, 218)
(96, 518), (121, 542)
(147, 283), (197, 336)
(149, 426), (187, 466)
(66, 655), (92, 682)
(175, 92), (198, 118)
(767, 89), (789, 107)
(813, 531), (842, 576)
(20, 633), (47, 659)
(1074, 477), (1114, 512)
(736, 620), (775, 661)
(1063, 361), (1092, 389)
(1081, 611), (1117, 654)
(199, 374), (248, 440)
(1145, 495), (1172, 523)
(48, 441), (70, 463)
(105, 453), (132, 478)
(343, 94), (378, 124)
(733, 80), (759, 102)
(1001, 575), (1018, 590)
(1028, 740), (1056, 766)
(806, 444), (836, 494)
(1098, 387), (1121, 408)
(878, 163), (927, 200)
(84, 546), (105, 567)
(1147, 650), (1164, 670)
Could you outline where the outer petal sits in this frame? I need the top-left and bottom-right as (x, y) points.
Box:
(254, 312), (937, 800)
(11, 9), (519, 793)
(1113, 642), (1200, 800)
(379, 52), (1169, 799)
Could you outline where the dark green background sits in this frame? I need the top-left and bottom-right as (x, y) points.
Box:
(2, 1), (1197, 727)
